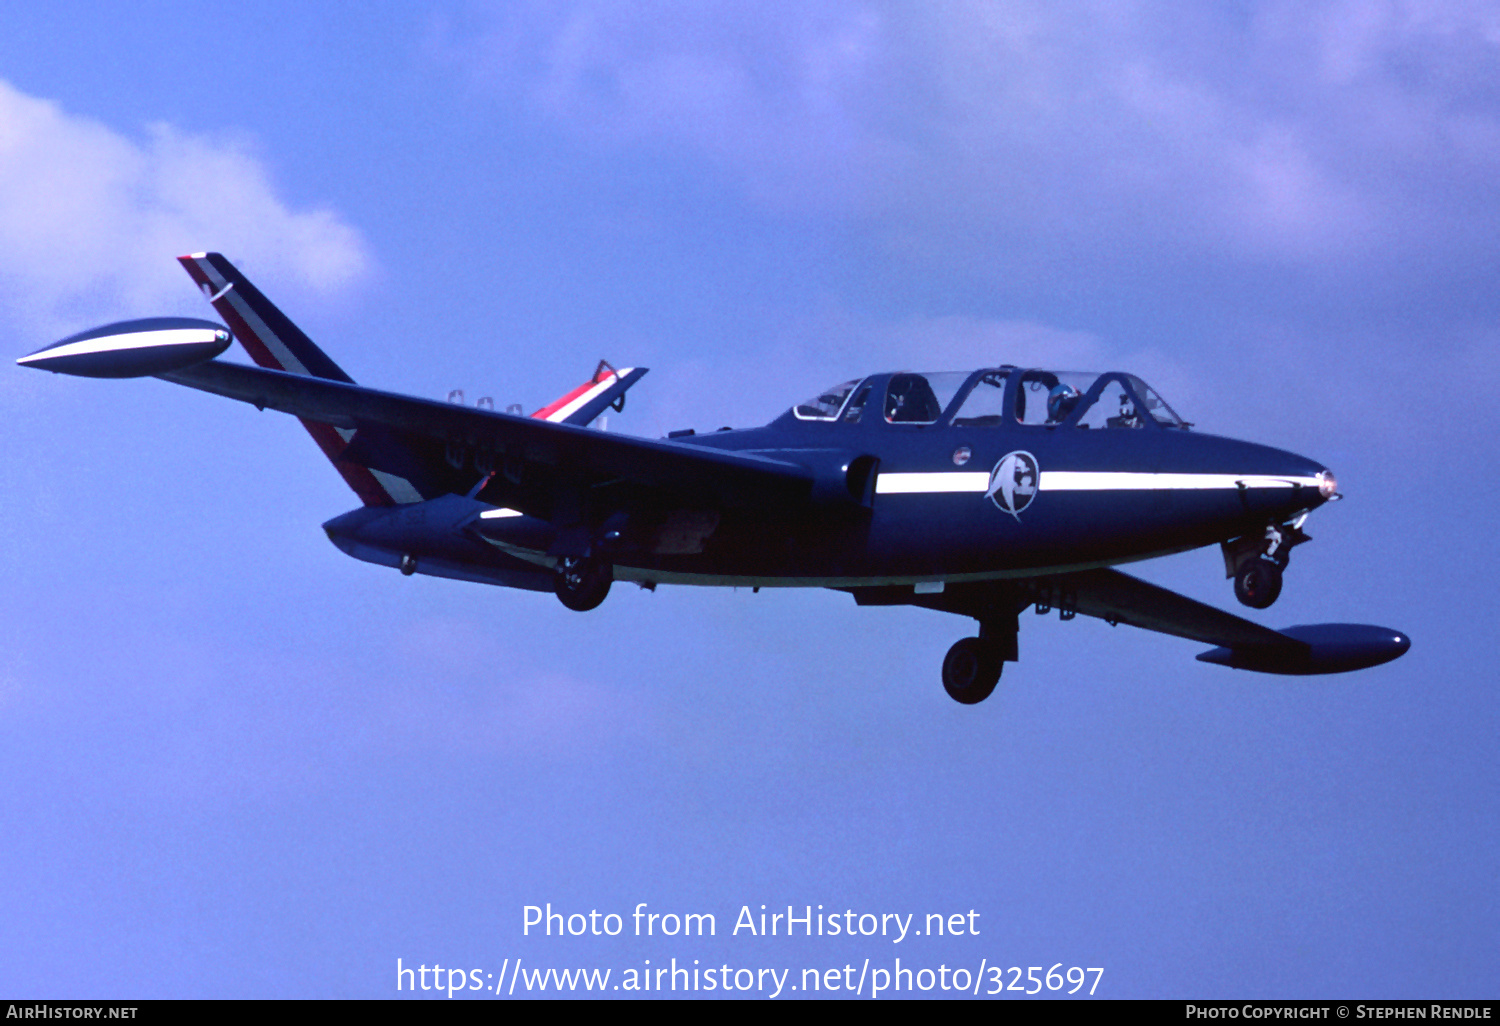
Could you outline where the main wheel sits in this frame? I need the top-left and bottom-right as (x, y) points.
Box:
(555, 557), (612, 612)
(942, 637), (1001, 705)
(1234, 560), (1283, 609)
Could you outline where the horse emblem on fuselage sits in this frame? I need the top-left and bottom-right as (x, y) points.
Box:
(987, 451), (1039, 520)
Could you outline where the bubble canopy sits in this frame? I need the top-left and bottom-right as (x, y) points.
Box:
(791, 370), (1187, 429)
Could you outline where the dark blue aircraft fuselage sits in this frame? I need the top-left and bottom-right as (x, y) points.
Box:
(462, 368), (1330, 588)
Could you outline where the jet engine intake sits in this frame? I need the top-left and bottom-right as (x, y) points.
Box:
(804, 451), (879, 509)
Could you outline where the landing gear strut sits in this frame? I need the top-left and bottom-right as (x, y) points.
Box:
(554, 556), (612, 611)
(1224, 517), (1310, 610)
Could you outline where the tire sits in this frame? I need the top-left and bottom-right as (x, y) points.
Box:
(1234, 560), (1283, 609)
(942, 637), (1001, 705)
(554, 557), (612, 612)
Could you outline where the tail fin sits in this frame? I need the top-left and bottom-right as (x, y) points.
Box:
(179, 252), (421, 506)
(533, 360), (647, 426)
(178, 252), (355, 382)
(178, 252), (648, 510)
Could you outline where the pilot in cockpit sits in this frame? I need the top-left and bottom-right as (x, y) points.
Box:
(1047, 383), (1081, 423)
(885, 374), (943, 423)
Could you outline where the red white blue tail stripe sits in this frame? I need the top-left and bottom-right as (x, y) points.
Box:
(178, 252), (422, 507)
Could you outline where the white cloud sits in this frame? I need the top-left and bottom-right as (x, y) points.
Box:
(0, 79), (369, 340)
(438, 1), (1500, 269)
(434, 0), (914, 213)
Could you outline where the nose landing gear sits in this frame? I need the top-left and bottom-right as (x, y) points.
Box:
(555, 556), (612, 611)
(1233, 559), (1283, 609)
(1224, 516), (1310, 609)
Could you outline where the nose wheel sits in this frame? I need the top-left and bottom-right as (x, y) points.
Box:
(942, 637), (1002, 704)
(555, 556), (612, 611)
(1234, 559), (1283, 609)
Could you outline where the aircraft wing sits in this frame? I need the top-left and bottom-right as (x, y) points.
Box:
(1037, 569), (1408, 672)
(850, 568), (1408, 674)
(1029, 567), (1295, 650)
(159, 359), (815, 515)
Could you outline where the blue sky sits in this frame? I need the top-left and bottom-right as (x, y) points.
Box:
(1, 0), (1495, 999)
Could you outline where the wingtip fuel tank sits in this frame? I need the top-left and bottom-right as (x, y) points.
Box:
(17, 317), (231, 378)
(1196, 623), (1411, 674)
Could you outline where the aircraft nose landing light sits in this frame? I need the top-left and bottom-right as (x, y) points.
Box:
(1317, 469), (1339, 499)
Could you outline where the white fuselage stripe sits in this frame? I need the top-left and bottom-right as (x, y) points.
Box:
(874, 471), (1320, 494)
(874, 471), (990, 493)
(21, 329), (220, 362)
(1040, 471), (1319, 491)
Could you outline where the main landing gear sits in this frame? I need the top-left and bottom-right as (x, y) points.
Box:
(940, 614), (1018, 705)
(942, 638), (1002, 704)
(555, 556), (612, 611)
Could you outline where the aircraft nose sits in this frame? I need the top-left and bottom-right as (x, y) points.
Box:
(1234, 445), (1335, 518)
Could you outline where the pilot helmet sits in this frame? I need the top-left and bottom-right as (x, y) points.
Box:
(1047, 383), (1081, 421)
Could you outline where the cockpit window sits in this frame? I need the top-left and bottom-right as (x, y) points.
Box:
(842, 383), (873, 423)
(951, 370), (1010, 426)
(793, 379), (862, 421)
(1014, 370), (1188, 430)
(1074, 378), (1143, 429)
(884, 372), (969, 424)
(796, 369), (1186, 428)
(1124, 375), (1186, 428)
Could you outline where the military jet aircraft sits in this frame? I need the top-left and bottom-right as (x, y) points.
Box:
(19, 253), (1409, 704)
